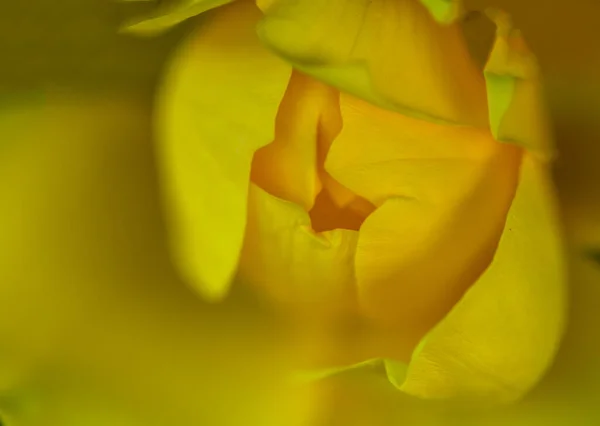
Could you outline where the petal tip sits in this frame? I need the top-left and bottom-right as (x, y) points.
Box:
(419, 0), (463, 24)
(175, 251), (235, 303)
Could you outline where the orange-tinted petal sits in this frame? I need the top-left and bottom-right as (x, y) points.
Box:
(308, 188), (374, 233)
(251, 71), (338, 211)
(396, 153), (566, 403)
(327, 94), (520, 340)
(155, 1), (291, 301)
(257, 0), (488, 126)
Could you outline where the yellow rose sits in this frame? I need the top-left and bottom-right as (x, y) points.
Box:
(124, 0), (566, 405)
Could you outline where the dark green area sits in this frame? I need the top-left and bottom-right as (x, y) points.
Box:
(586, 248), (600, 266)
(0, 0), (192, 95)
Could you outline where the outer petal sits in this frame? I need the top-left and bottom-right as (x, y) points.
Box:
(257, 0), (488, 126)
(484, 9), (554, 159)
(326, 94), (520, 339)
(396, 153), (567, 403)
(238, 184), (358, 320)
(416, 2), (554, 158)
(155, 1), (291, 301)
(121, 0), (235, 36)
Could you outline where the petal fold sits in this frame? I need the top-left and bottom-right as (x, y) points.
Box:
(155, 1), (291, 301)
(239, 184), (358, 319)
(251, 71), (338, 211)
(396, 153), (567, 403)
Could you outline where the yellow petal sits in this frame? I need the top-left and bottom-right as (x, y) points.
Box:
(238, 184), (358, 320)
(326, 94), (520, 339)
(155, 1), (291, 301)
(257, 0), (488, 126)
(121, 0), (234, 36)
(397, 153), (567, 403)
(484, 9), (554, 159)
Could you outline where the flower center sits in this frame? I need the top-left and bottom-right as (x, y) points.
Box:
(250, 71), (375, 233)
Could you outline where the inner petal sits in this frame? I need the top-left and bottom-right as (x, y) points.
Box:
(251, 71), (375, 232)
(251, 71), (337, 211)
(327, 94), (522, 338)
(308, 186), (375, 233)
(238, 184), (359, 320)
(310, 93), (377, 232)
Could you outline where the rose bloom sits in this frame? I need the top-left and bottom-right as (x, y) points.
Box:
(128, 0), (565, 403)
(1, 0), (599, 425)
